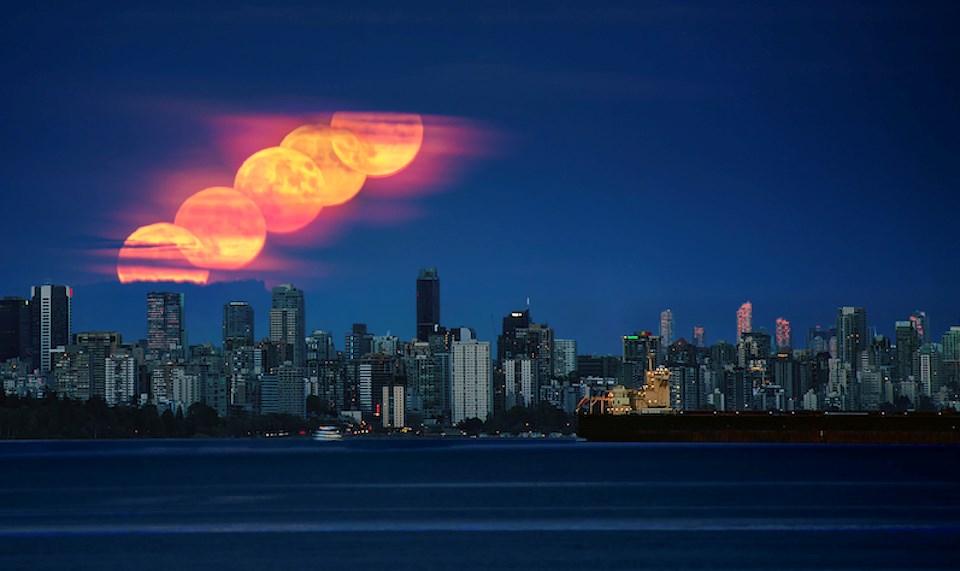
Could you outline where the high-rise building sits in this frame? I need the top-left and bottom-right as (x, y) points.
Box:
(104, 354), (137, 406)
(807, 326), (834, 354)
(450, 332), (492, 425)
(692, 326), (705, 348)
(269, 284), (306, 367)
(75, 331), (122, 399)
(497, 309), (531, 363)
(914, 344), (942, 401)
(660, 309), (675, 348)
(736, 302), (752, 342)
(552, 339), (577, 376)
(147, 292), (185, 361)
(941, 326), (960, 388)
(909, 311), (930, 345)
(416, 267), (440, 341)
(32, 284), (72, 373)
(836, 307), (867, 372)
(895, 320), (919, 382)
(504, 356), (537, 408)
(345, 323), (374, 361)
(223, 301), (255, 351)
(775, 317), (792, 351)
(0, 297), (30, 363)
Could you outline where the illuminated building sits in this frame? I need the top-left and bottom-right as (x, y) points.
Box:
(260, 364), (306, 417)
(660, 309), (675, 348)
(450, 331), (492, 425)
(909, 310), (930, 344)
(416, 267), (440, 341)
(622, 332), (660, 389)
(345, 323), (373, 361)
(552, 339), (577, 376)
(32, 284), (72, 373)
(147, 292), (184, 361)
(807, 326), (833, 354)
(736, 302), (752, 342)
(222, 301), (254, 351)
(381, 384), (405, 428)
(692, 326), (705, 348)
(942, 326), (960, 387)
(104, 354), (136, 406)
(269, 284), (306, 368)
(914, 344), (942, 400)
(775, 317), (792, 351)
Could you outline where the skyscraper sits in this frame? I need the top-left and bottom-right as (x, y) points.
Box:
(909, 310), (930, 344)
(692, 326), (705, 348)
(895, 320), (919, 381)
(416, 267), (440, 341)
(75, 331), (122, 399)
(147, 292), (185, 361)
(269, 284), (306, 367)
(0, 297), (30, 363)
(836, 307), (868, 371)
(660, 309), (675, 348)
(552, 339), (577, 376)
(775, 317), (792, 351)
(450, 331), (492, 425)
(31, 284), (72, 373)
(736, 302), (752, 342)
(223, 301), (255, 351)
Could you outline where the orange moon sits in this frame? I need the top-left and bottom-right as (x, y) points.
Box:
(234, 147), (327, 234)
(173, 186), (266, 270)
(329, 112), (424, 177)
(116, 223), (210, 284)
(280, 124), (367, 206)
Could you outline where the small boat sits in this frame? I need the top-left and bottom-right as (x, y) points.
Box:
(312, 426), (343, 441)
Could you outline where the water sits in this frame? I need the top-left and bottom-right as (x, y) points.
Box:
(0, 439), (957, 570)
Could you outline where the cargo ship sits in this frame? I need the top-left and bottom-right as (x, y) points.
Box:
(577, 410), (960, 444)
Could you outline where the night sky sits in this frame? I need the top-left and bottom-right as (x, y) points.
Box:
(2, 1), (958, 354)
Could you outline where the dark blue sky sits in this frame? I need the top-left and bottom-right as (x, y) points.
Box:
(2, 1), (958, 353)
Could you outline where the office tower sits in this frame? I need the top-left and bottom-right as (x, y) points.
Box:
(736, 302), (752, 342)
(737, 331), (771, 367)
(497, 309), (531, 363)
(31, 284), (72, 373)
(358, 355), (398, 414)
(836, 307), (868, 371)
(450, 332), (492, 425)
(914, 345), (942, 401)
(372, 335), (399, 356)
(306, 330), (336, 362)
(222, 301), (255, 351)
(895, 320), (919, 382)
(147, 292), (185, 361)
(941, 326), (960, 387)
(909, 311), (930, 344)
(0, 297), (30, 363)
(692, 326), (705, 348)
(775, 317), (792, 351)
(660, 309), (675, 348)
(405, 352), (449, 426)
(416, 267), (440, 341)
(104, 354), (136, 406)
(552, 339), (577, 376)
(269, 284), (306, 367)
(807, 326), (833, 354)
(345, 323), (374, 360)
(75, 331), (122, 399)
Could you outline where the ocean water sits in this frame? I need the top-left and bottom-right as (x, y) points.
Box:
(0, 439), (957, 570)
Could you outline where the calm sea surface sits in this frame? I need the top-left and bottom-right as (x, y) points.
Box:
(0, 439), (957, 570)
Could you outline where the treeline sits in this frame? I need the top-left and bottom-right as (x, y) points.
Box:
(0, 393), (313, 439)
(459, 403), (578, 436)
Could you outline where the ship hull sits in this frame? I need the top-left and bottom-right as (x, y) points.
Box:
(577, 412), (960, 444)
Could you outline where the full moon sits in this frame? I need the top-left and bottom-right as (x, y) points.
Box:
(234, 147), (327, 234)
(280, 124), (367, 206)
(173, 186), (266, 270)
(116, 223), (210, 284)
(330, 112), (424, 177)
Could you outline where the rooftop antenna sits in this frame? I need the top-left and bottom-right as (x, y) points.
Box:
(526, 297), (530, 308)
